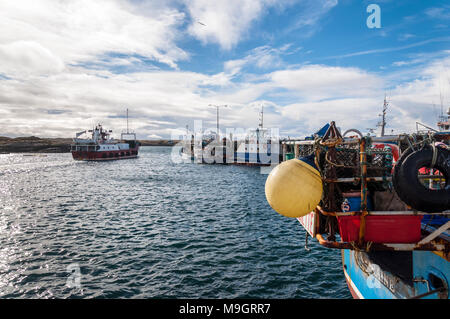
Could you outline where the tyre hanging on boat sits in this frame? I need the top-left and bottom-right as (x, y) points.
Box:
(392, 147), (414, 202)
(393, 145), (450, 212)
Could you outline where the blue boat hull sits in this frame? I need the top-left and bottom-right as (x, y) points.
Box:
(342, 249), (449, 299)
(235, 152), (279, 165)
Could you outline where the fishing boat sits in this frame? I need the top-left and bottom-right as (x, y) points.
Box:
(180, 106), (281, 165)
(235, 106), (281, 166)
(180, 128), (280, 166)
(265, 106), (450, 299)
(180, 130), (229, 164)
(71, 110), (140, 161)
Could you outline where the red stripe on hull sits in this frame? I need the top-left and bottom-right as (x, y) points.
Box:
(344, 273), (361, 299)
(72, 148), (139, 161)
(342, 251), (360, 299)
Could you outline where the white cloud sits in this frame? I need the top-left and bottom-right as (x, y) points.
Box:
(425, 6), (450, 20)
(184, 0), (303, 50)
(185, 0), (266, 50)
(184, 0), (337, 49)
(2, 53), (447, 139)
(278, 97), (382, 136)
(281, 0), (338, 37)
(0, 0), (448, 141)
(0, 41), (65, 77)
(269, 65), (383, 100)
(0, 0), (187, 75)
(224, 45), (295, 75)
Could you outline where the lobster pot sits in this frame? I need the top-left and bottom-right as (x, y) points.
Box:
(285, 153), (295, 160)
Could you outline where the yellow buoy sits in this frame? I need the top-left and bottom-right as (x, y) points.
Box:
(265, 158), (323, 218)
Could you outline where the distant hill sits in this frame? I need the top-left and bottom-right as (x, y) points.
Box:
(0, 136), (179, 153)
(139, 139), (179, 146)
(0, 136), (73, 153)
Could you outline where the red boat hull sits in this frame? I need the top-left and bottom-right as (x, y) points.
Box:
(72, 147), (139, 161)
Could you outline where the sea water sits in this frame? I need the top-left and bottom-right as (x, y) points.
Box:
(0, 147), (350, 298)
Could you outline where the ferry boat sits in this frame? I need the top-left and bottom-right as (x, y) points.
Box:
(71, 111), (140, 161)
(265, 106), (450, 299)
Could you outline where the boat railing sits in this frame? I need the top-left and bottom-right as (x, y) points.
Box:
(70, 145), (98, 152)
(313, 206), (449, 253)
(296, 123), (450, 256)
(121, 132), (136, 141)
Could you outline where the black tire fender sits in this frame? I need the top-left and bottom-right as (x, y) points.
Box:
(392, 147), (414, 201)
(394, 146), (450, 212)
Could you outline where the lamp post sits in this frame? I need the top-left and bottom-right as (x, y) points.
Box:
(209, 104), (228, 137)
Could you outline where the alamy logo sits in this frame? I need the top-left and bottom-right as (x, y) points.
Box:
(366, 263), (382, 289)
(66, 263), (82, 289)
(367, 4), (381, 29)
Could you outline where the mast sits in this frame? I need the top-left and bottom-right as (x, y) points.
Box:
(437, 107), (450, 131)
(121, 108), (136, 141)
(259, 104), (264, 129)
(378, 95), (388, 137)
(126, 108), (129, 134)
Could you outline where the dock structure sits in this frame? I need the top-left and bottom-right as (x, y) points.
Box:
(180, 134), (283, 166)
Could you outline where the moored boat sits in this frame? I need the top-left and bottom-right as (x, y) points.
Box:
(235, 106), (281, 166)
(234, 126), (280, 166)
(180, 106), (282, 166)
(265, 108), (450, 299)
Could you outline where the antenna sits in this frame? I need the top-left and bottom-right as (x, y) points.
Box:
(126, 108), (129, 134)
(121, 108), (136, 141)
(439, 87), (445, 121)
(259, 104), (264, 128)
(376, 94), (388, 136)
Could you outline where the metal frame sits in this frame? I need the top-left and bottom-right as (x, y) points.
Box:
(308, 132), (449, 255)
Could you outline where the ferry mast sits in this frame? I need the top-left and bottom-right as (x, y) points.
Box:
(377, 95), (388, 137)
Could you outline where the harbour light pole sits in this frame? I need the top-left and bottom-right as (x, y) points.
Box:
(209, 104), (228, 137)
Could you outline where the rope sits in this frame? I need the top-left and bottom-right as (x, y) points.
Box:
(325, 152), (347, 168)
(350, 241), (361, 251)
(304, 233), (310, 251)
(431, 143), (438, 168)
(320, 138), (343, 148)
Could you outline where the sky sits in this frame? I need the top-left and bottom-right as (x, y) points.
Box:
(0, 0), (449, 139)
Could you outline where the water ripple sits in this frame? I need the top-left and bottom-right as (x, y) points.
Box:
(0, 147), (351, 298)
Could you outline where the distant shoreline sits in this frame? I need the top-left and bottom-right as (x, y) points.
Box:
(0, 136), (179, 153)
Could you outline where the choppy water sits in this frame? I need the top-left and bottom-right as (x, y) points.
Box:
(0, 146), (351, 298)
